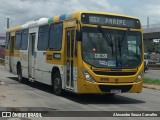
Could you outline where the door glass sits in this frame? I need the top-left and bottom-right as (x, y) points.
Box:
(71, 60), (74, 87)
(71, 30), (74, 57)
(67, 31), (70, 58)
(66, 31), (70, 87)
(66, 29), (75, 88)
(66, 60), (70, 86)
(32, 34), (35, 56)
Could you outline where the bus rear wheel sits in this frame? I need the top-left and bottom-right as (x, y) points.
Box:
(17, 65), (23, 83)
(53, 71), (63, 96)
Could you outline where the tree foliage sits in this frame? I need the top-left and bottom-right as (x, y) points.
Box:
(147, 42), (160, 53)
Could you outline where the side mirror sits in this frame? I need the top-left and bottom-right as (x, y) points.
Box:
(76, 30), (82, 41)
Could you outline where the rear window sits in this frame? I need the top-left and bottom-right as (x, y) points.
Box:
(5, 32), (10, 49)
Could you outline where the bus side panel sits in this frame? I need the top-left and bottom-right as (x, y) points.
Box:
(13, 50), (20, 75)
(5, 34), (15, 73)
(34, 51), (46, 83)
(36, 49), (66, 85)
(13, 57), (18, 74)
(41, 63), (65, 86)
(35, 51), (65, 86)
(10, 56), (14, 73)
(20, 50), (28, 78)
(5, 50), (10, 71)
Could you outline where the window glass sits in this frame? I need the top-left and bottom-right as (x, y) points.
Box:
(67, 31), (70, 57)
(49, 23), (63, 50)
(82, 27), (142, 68)
(5, 33), (10, 49)
(37, 25), (49, 51)
(15, 31), (21, 50)
(21, 29), (28, 50)
(71, 30), (75, 57)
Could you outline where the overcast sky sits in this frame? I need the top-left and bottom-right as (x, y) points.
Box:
(0, 0), (160, 34)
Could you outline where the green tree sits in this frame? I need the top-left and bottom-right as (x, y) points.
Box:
(147, 42), (160, 53)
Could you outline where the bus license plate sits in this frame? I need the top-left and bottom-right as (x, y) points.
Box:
(111, 89), (121, 94)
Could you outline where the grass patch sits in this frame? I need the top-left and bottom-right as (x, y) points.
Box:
(144, 77), (160, 86)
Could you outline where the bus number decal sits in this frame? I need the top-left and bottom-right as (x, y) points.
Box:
(95, 54), (107, 59)
(89, 16), (100, 23)
(47, 55), (53, 60)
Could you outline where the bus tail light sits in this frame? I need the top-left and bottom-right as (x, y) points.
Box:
(135, 71), (143, 82)
(82, 70), (95, 82)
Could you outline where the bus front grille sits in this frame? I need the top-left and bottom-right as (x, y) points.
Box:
(94, 71), (136, 76)
(98, 85), (133, 92)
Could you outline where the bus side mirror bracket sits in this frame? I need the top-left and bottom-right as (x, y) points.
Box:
(76, 20), (82, 41)
(76, 30), (82, 41)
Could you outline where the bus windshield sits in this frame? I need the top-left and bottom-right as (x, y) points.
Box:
(82, 27), (142, 68)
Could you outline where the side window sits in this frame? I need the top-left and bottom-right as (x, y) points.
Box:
(49, 23), (63, 50)
(5, 32), (10, 49)
(15, 31), (21, 50)
(37, 25), (49, 51)
(21, 29), (29, 50)
(67, 31), (70, 58)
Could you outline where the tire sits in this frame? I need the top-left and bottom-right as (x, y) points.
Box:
(17, 65), (23, 83)
(106, 93), (115, 97)
(53, 71), (63, 96)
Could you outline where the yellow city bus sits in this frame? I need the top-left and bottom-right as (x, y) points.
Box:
(5, 11), (144, 95)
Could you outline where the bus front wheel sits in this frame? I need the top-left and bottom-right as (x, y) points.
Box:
(105, 93), (115, 97)
(53, 71), (63, 96)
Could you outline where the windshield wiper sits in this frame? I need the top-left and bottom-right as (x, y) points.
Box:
(124, 59), (137, 67)
(118, 28), (130, 58)
(98, 25), (114, 56)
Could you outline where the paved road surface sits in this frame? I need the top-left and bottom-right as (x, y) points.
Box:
(0, 66), (160, 120)
(144, 69), (160, 80)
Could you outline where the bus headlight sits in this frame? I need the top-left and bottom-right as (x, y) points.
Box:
(82, 70), (95, 82)
(135, 71), (143, 82)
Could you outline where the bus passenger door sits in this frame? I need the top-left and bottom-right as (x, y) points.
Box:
(65, 28), (77, 90)
(28, 33), (36, 78)
(9, 36), (15, 73)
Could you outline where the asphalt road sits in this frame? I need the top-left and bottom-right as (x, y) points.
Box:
(0, 66), (160, 120)
(144, 69), (160, 80)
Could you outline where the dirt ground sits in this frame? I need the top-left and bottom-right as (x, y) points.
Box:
(143, 84), (160, 91)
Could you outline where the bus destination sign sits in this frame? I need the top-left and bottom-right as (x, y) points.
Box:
(81, 13), (141, 29)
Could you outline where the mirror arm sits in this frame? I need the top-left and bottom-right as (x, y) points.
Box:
(76, 20), (82, 31)
(76, 20), (82, 41)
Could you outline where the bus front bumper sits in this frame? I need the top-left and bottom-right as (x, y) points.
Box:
(77, 79), (143, 94)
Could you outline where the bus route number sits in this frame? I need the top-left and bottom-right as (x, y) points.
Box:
(89, 16), (100, 23)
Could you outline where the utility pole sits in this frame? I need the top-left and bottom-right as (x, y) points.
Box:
(7, 18), (9, 29)
(147, 17), (149, 29)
